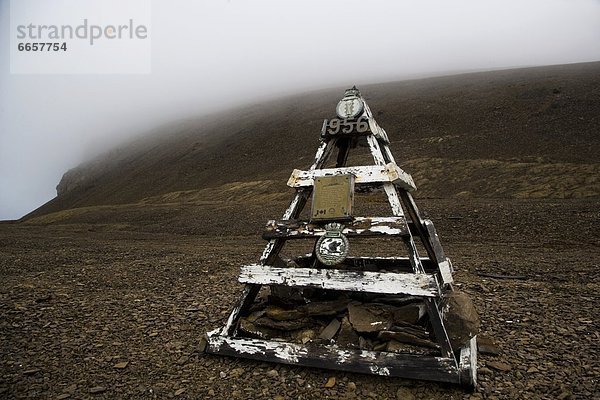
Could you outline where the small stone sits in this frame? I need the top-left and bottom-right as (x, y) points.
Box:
(557, 391), (572, 400)
(266, 369), (279, 378)
(477, 335), (500, 355)
(478, 367), (493, 375)
(176, 356), (189, 365)
(89, 386), (106, 394)
(294, 329), (316, 344)
(254, 314), (312, 331)
(319, 318), (341, 340)
(324, 376), (336, 388)
(56, 394), (71, 399)
(396, 387), (415, 400)
(336, 316), (360, 347)
(219, 371), (227, 378)
(348, 303), (391, 333)
(347, 381), (357, 391)
(392, 304), (425, 324)
(208, 389), (215, 396)
(113, 361), (129, 369)
(23, 369), (40, 375)
(301, 299), (348, 316)
(265, 305), (304, 321)
(273, 396), (285, 400)
(296, 379), (305, 386)
(65, 384), (77, 393)
(487, 361), (512, 372)
(527, 367), (539, 373)
(378, 330), (438, 349)
(174, 388), (186, 396)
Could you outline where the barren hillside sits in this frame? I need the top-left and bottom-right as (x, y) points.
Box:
(23, 62), (600, 223)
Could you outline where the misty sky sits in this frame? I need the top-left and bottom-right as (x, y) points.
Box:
(1, 0), (599, 220)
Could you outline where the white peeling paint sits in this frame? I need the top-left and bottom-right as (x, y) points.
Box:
(369, 365), (391, 376)
(240, 264), (440, 297)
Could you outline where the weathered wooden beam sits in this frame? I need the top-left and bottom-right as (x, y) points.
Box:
(287, 162), (416, 192)
(205, 333), (461, 384)
(221, 284), (261, 336)
(459, 336), (478, 388)
(438, 260), (454, 286)
(239, 264), (441, 297)
(293, 255), (438, 271)
(262, 217), (409, 240)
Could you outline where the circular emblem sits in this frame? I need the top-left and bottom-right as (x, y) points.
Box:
(336, 97), (364, 119)
(315, 223), (350, 266)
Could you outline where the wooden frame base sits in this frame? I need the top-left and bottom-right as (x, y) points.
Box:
(204, 330), (477, 388)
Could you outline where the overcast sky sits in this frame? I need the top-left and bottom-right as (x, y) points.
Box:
(1, 0), (599, 220)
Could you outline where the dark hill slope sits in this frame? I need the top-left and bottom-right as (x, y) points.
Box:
(25, 62), (600, 220)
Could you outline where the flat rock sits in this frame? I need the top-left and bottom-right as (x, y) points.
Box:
(487, 361), (512, 372)
(264, 305), (304, 321)
(89, 386), (106, 394)
(324, 376), (336, 388)
(392, 303), (426, 324)
(23, 369), (40, 375)
(318, 318), (341, 340)
(336, 316), (359, 347)
(113, 361), (129, 369)
(378, 330), (439, 349)
(386, 340), (430, 354)
(477, 335), (500, 355)
(239, 318), (280, 339)
(301, 300), (348, 316)
(347, 303), (391, 333)
(293, 329), (316, 344)
(254, 316), (312, 331)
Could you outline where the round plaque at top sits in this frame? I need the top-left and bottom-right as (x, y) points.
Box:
(336, 97), (364, 119)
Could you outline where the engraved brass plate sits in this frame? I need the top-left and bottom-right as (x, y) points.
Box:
(311, 174), (354, 221)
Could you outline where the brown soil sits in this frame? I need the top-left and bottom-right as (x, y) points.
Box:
(1, 62), (599, 399)
(2, 196), (599, 399)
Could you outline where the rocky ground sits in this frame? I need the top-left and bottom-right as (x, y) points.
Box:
(1, 197), (598, 399)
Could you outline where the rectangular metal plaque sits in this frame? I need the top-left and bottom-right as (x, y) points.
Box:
(311, 174), (354, 221)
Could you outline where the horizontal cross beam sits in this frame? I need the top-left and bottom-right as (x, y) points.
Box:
(287, 162), (416, 192)
(262, 216), (409, 240)
(239, 264), (441, 297)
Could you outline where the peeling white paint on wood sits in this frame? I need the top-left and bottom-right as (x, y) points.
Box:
(263, 216), (409, 239)
(205, 333), (461, 383)
(239, 264), (441, 297)
(459, 336), (477, 388)
(369, 365), (391, 376)
(367, 135), (387, 166)
(287, 163), (415, 192)
(438, 260), (454, 286)
(383, 183), (405, 216)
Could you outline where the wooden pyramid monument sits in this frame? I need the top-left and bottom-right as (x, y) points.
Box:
(203, 87), (477, 387)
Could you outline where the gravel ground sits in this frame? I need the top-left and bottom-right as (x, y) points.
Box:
(1, 198), (598, 399)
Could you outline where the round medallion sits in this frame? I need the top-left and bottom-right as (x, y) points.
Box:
(336, 97), (364, 119)
(315, 224), (350, 266)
